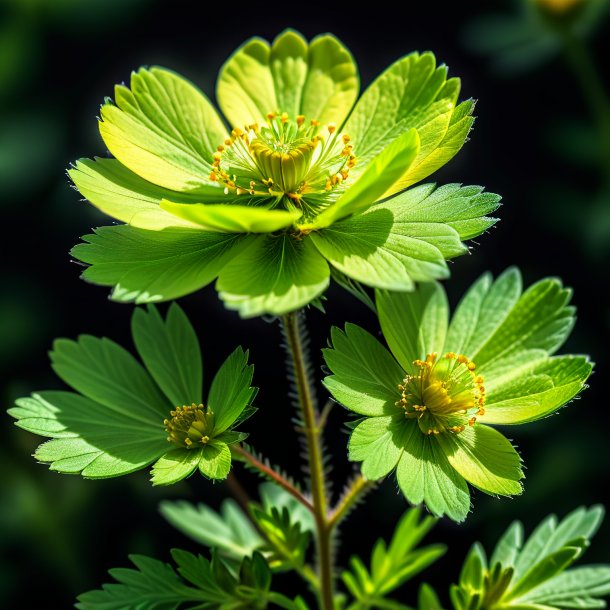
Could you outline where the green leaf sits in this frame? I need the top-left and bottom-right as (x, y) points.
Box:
(160, 200), (302, 233)
(50, 335), (168, 419)
(323, 323), (405, 416)
(419, 583), (443, 610)
(159, 498), (262, 560)
(207, 347), (256, 433)
(303, 128), (420, 230)
(349, 416), (403, 479)
(217, 30), (358, 128)
(483, 356), (592, 425)
(72, 224), (243, 304)
(395, 422), (470, 522)
(345, 52), (470, 191)
(259, 482), (315, 533)
(68, 158), (219, 230)
(10, 391), (167, 478)
(75, 554), (206, 610)
(437, 425), (523, 496)
(217, 233), (330, 318)
(131, 304), (203, 407)
(99, 66), (227, 191)
(151, 448), (202, 486)
(376, 282), (449, 375)
(311, 207), (454, 291)
(490, 521), (524, 569)
(198, 441), (232, 480)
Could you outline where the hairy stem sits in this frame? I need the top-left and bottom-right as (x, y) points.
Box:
(328, 474), (375, 532)
(232, 444), (314, 513)
(282, 311), (334, 610)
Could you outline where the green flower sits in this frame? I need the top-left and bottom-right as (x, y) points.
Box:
(9, 304), (256, 485)
(69, 29), (500, 318)
(323, 268), (592, 522)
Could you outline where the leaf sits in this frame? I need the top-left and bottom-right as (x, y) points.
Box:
(50, 334), (168, 420)
(419, 583), (443, 610)
(160, 201), (302, 233)
(323, 323), (405, 417)
(395, 423), (470, 522)
(69, 158), (217, 230)
(349, 416), (403, 479)
(151, 448), (202, 486)
(311, 207), (453, 291)
(207, 347), (256, 433)
(303, 128), (420, 230)
(490, 521), (524, 569)
(259, 482), (315, 533)
(10, 391), (167, 478)
(99, 66), (227, 191)
(376, 282), (449, 375)
(216, 233), (330, 318)
(72, 224), (243, 304)
(217, 30), (358, 128)
(159, 498), (262, 560)
(198, 442), (232, 480)
(75, 554), (205, 610)
(437, 425), (523, 496)
(132, 304), (203, 407)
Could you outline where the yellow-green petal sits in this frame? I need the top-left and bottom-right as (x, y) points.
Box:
(160, 200), (302, 233)
(217, 30), (359, 128)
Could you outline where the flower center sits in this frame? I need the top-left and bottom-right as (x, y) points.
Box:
(396, 352), (486, 435)
(164, 403), (214, 449)
(210, 112), (356, 218)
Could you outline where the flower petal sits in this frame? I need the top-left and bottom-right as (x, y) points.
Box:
(483, 355), (592, 424)
(302, 128), (420, 230)
(99, 67), (227, 191)
(311, 207), (452, 291)
(207, 347), (256, 434)
(198, 441), (232, 480)
(345, 52), (472, 193)
(376, 283), (449, 375)
(9, 391), (168, 478)
(323, 324), (405, 416)
(217, 234), (330, 318)
(217, 30), (359, 128)
(349, 416), (403, 479)
(72, 225), (244, 304)
(151, 448), (202, 485)
(437, 425), (523, 496)
(131, 304), (203, 407)
(395, 422), (471, 522)
(160, 200), (302, 233)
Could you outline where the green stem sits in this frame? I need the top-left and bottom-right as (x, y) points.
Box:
(561, 31), (610, 176)
(282, 311), (334, 610)
(328, 474), (375, 532)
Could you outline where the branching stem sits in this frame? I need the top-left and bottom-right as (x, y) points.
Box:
(328, 474), (375, 531)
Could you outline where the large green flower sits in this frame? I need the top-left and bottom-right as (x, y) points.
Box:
(9, 304), (256, 485)
(323, 268), (592, 521)
(69, 29), (499, 317)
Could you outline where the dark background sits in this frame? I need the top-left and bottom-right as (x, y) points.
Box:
(1, 0), (609, 607)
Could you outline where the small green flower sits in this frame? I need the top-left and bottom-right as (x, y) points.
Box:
(69, 29), (499, 317)
(9, 304), (256, 485)
(323, 268), (592, 522)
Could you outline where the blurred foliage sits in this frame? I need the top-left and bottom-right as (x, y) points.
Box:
(1, 0), (610, 608)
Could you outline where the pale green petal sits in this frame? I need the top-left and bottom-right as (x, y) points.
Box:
(72, 225), (244, 304)
(198, 442), (232, 480)
(345, 52), (472, 190)
(311, 207), (453, 291)
(160, 200), (302, 233)
(395, 422), (471, 522)
(131, 304), (203, 407)
(302, 128), (420, 230)
(437, 425), (523, 496)
(323, 324), (405, 416)
(69, 158), (219, 229)
(376, 283), (449, 375)
(217, 234), (330, 318)
(483, 356), (592, 425)
(217, 30), (358, 128)
(9, 391), (167, 478)
(151, 448), (202, 485)
(99, 67), (227, 191)
(349, 416), (402, 479)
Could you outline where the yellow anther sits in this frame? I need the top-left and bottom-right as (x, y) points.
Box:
(327, 123), (337, 134)
(296, 115), (305, 126)
(217, 145), (224, 152)
(468, 362), (476, 371)
(209, 172), (217, 181)
(267, 112), (276, 121)
(458, 354), (469, 364)
(281, 112), (289, 123)
(342, 134), (351, 144)
(224, 138), (232, 146)
(310, 119), (320, 127)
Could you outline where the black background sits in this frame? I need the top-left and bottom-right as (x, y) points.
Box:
(1, 0), (609, 607)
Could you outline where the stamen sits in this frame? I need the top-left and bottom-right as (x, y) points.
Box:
(164, 403), (214, 449)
